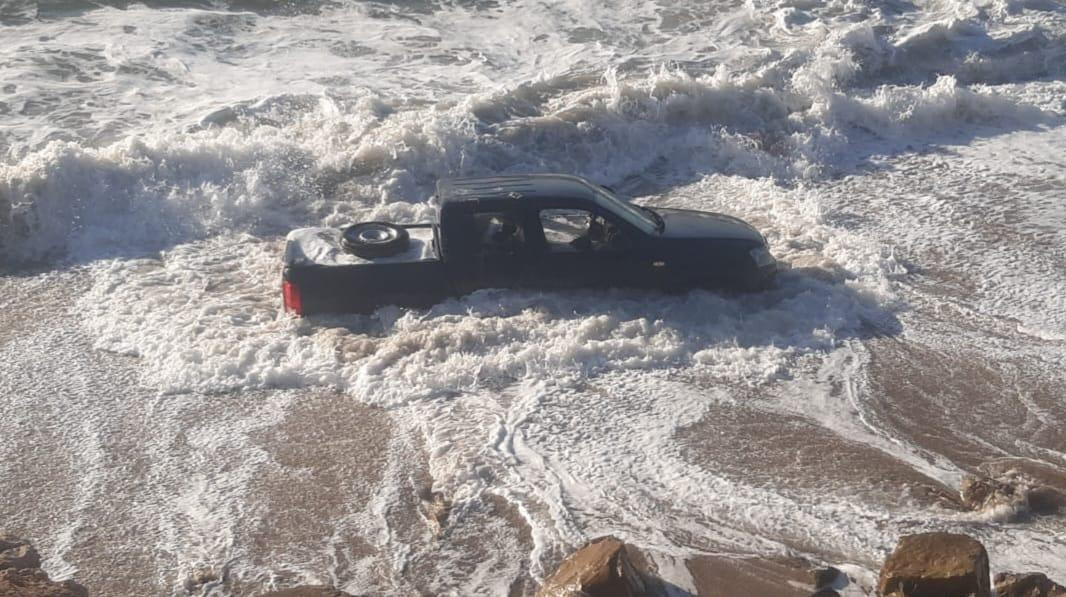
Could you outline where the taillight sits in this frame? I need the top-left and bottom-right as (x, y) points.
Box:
(282, 280), (303, 315)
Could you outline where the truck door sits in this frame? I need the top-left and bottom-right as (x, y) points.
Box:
(469, 209), (528, 291)
(525, 207), (636, 290)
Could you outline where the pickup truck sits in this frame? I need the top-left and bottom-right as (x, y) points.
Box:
(282, 174), (777, 315)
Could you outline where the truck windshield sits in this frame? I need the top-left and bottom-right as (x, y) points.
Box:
(591, 186), (659, 234)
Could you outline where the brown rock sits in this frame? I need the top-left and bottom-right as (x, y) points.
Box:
(961, 476), (1022, 513)
(0, 568), (88, 597)
(537, 536), (650, 597)
(417, 488), (452, 535)
(258, 587), (353, 597)
(978, 459), (1066, 501)
(963, 465), (1066, 516)
(0, 537), (41, 571)
(994, 572), (1066, 597)
(904, 483), (967, 511)
(879, 532), (991, 597)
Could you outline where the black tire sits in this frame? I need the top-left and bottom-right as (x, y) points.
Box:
(342, 222), (410, 258)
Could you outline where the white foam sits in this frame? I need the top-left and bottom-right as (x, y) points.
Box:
(4, 0), (1066, 592)
(5, 0), (1060, 263)
(70, 169), (914, 587)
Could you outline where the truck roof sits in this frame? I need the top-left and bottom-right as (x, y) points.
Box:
(436, 174), (602, 205)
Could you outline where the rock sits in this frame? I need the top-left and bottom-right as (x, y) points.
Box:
(810, 590), (841, 597)
(0, 537), (87, 597)
(258, 586), (353, 597)
(182, 568), (220, 593)
(0, 568), (88, 597)
(961, 475), (1024, 514)
(0, 536), (41, 571)
(417, 488), (452, 535)
(811, 566), (842, 589)
(537, 536), (650, 597)
(878, 532), (991, 597)
(962, 468), (1066, 517)
(994, 572), (1066, 597)
(978, 459), (1066, 505)
(907, 483), (969, 511)
(1026, 486), (1066, 515)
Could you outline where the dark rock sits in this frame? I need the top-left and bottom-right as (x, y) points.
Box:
(182, 568), (220, 593)
(978, 459), (1066, 505)
(963, 466), (1066, 517)
(960, 475), (1007, 507)
(1027, 486), (1066, 515)
(879, 532), (991, 597)
(811, 566), (842, 589)
(0, 536), (41, 571)
(994, 572), (1066, 597)
(0, 568), (88, 597)
(0, 537), (85, 597)
(258, 586), (353, 597)
(810, 590), (840, 597)
(536, 536), (650, 597)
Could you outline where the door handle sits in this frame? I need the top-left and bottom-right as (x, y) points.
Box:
(652, 261), (666, 267)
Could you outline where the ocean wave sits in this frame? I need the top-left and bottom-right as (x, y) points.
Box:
(0, 132), (319, 264)
(2, 0), (1061, 266)
(2, 60), (1056, 265)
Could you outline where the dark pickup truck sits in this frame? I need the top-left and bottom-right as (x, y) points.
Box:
(282, 174), (776, 315)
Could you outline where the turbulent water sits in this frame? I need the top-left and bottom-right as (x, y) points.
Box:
(2, 0), (1065, 595)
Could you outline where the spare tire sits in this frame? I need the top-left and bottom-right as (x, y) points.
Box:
(342, 222), (410, 258)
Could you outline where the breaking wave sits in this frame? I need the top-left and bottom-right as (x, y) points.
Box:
(2, 0), (1063, 263)
(2, 66), (1057, 264)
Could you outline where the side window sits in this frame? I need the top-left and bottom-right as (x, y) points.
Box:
(539, 209), (626, 253)
(540, 209), (590, 249)
(472, 211), (524, 255)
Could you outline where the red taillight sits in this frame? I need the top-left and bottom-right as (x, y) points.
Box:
(282, 280), (303, 315)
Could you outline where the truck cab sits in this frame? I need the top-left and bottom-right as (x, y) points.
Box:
(282, 174), (776, 315)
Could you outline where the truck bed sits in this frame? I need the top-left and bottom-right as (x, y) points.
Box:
(282, 224), (450, 315)
(284, 225), (439, 267)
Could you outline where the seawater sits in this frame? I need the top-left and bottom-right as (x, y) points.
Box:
(1, 0), (1065, 595)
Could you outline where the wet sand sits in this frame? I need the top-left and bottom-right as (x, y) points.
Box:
(685, 555), (814, 597)
(0, 272), (537, 595)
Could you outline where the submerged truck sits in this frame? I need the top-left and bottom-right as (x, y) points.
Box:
(281, 174), (776, 315)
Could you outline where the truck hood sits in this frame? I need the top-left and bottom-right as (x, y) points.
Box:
(653, 208), (765, 243)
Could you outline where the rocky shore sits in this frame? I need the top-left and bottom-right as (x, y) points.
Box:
(528, 532), (1066, 597)
(525, 469), (1066, 596)
(5, 529), (1063, 596)
(0, 536), (87, 597)
(4, 473), (1064, 596)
